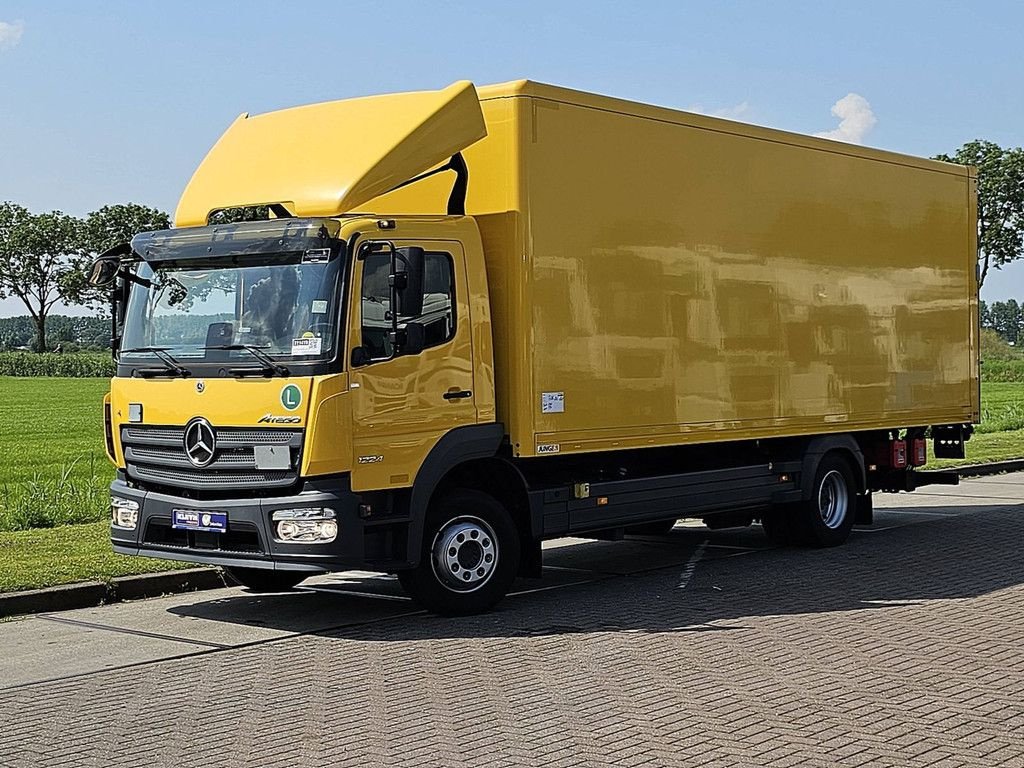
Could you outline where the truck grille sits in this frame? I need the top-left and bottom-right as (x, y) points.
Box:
(121, 424), (303, 492)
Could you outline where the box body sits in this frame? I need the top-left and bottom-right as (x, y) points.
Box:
(369, 81), (979, 457)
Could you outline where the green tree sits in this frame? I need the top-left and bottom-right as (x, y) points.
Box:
(980, 327), (1023, 360)
(61, 203), (171, 312)
(989, 299), (1022, 344)
(0, 203), (82, 351)
(980, 299), (992, 329)
(935, 140), (1024, 288)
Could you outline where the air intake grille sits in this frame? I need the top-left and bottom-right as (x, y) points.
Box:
(121, 424), (303, 492)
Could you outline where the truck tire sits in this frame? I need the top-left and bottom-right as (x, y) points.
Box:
(398, 489), (520, 616)
(224, 566), (307, 592)
(790, 453), (857, 547)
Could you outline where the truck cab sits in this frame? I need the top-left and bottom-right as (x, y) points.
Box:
(100, 211), (510, 608)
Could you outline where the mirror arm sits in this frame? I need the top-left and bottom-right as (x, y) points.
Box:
(110, 288), (118, 359)
(121, 270), (152, 288)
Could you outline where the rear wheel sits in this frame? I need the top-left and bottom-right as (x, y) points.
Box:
(224, 566), (307, 593)
(791, 454), (857, 547)
(398, 489), (521, 616)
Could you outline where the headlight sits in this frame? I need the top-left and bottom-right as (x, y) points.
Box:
(271, 507), (337, 543)
(111, 497), (139, 530)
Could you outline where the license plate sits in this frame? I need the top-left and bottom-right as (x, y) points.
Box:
(172, 509), (228, 533)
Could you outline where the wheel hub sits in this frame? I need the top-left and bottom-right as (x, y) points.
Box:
(431, 516), (498, 592)
(818, 470), (849, 529)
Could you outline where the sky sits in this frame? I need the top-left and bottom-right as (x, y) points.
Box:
(1, 0), (1023, 316)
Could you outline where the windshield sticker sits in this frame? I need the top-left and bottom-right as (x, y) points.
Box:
(302, 248), (331, 264)
(311, 300), (328, 314)
(291, 337), (322, 356)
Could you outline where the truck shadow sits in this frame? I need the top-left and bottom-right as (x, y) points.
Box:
(168, 502), (1024, 642)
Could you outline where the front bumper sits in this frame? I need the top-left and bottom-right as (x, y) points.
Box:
(109, 475), (370, 573)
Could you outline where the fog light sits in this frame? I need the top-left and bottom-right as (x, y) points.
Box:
(272, 508), (337, 543)
(111, 497), (139, 530)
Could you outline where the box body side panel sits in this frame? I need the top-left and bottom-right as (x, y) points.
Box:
(520, 98), (975, 456)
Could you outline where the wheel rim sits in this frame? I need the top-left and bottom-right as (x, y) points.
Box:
(818, 470), (849, 529)
(430, 515), (499, 593)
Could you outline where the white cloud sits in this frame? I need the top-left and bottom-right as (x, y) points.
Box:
(688, 101), (751, 121)
(0, 20), (24, 50)
(814, 93), (876, 144)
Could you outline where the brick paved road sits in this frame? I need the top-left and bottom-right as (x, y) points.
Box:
(1, 475), (1023, 767)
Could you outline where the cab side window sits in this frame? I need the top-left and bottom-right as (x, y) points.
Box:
(419, 252), (456, 348)
(359, 250), (456, 361)
(359, 253), (393, 360)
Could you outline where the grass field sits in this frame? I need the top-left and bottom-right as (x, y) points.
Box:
(2, 377), (111, 483)
(0, 521), (190, 592)
(0, 375), (1021, 593)
(0, 377), (189, 592)
(0, 378), (112, 530)
(924, 382), (1024, 469)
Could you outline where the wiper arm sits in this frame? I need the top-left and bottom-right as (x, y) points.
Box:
(204, 344), (290, 377)
(120, 346), (191, 377)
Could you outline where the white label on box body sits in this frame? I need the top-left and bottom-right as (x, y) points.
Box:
(541, 391), (565, 414)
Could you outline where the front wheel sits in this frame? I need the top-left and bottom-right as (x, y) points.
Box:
(224, 566), (307, 593)
(398, 489), (520, 616)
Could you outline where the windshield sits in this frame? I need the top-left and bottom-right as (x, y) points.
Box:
(119, 251), (344, 363)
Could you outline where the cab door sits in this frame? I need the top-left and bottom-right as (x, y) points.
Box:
(348, 239), (477, 492)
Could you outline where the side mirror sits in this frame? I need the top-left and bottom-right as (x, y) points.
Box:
(87, 256), (120, 288)
(350, 346), (370, 367)
(86, 242), (132, 288)
(391, 246), (425, 318)
(386, 321), (426, 356)
(403, 321), (426, 355)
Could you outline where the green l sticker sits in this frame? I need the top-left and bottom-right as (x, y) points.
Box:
(281, 384), (302, 411)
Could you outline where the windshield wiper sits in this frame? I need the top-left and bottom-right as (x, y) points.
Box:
(120, 346), (191, 377)
(204, 344), (290, 377)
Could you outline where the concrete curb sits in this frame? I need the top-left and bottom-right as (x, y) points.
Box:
(1, 460), (1022, 619)
(955, 459), (1024, 478)
(0, 568), (226, 619)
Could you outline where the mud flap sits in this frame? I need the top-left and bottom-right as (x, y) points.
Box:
(855, 492), (873, 525)
(518, 539), (543, 579)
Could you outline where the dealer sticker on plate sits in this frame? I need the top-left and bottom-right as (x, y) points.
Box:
(172, 509), (228, 533)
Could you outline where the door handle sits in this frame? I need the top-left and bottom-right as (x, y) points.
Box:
(443, 388), (473, 400)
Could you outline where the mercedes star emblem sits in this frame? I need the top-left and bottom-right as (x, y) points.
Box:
(196, 380), (205, 393)
(183, 417), (216, 468)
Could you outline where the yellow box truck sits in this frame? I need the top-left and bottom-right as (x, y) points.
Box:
(89, 80), (979, 614)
